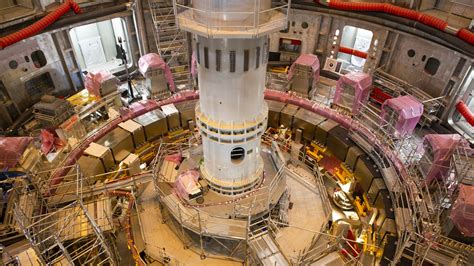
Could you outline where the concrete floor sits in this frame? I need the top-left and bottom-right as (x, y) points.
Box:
(133, 181), (241, 265)
(275, 172), (325, 263)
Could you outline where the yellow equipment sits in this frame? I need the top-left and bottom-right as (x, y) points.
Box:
(361, 226), (379, 255)
(334, 163), (353, 185)
(67, 89), (99, 107)
(353, 194), (373, 217)
(269, 66), (289, 74)
(305, 141), (327, 162)
(167, 129), (191, 143)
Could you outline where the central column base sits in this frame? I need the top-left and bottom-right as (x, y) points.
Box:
(200, 156), (264, 196)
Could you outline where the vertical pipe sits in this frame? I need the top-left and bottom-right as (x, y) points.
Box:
(132, 0), (149, 56)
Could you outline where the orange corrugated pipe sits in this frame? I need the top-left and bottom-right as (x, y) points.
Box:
(456, 101), (474, 126)
(338, 46), (368, 59)
(0, 0), (82, 49)
(317, 0), (474, 45)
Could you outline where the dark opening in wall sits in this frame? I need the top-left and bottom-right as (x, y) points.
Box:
(407, 49), (416, 58)
(231, 147), (245, 164)
(215, 49), (221, 72)
(31, 50), (47, 68)
(204, 47), (209, 69)
(256, 46), (260, 69)
(302, 22), (309, 29)
(424, 57), (440, 76)
(229, 51), (236, 73)
(196, 43), (201, 64)
(244, 49), (249, 72)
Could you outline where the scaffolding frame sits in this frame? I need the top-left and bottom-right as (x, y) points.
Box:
(347, 103), (473, 265)
(10, 166), (118, 265)
(149, 140), (291, 264)
(148, 0), (191, 89)
(373, 69), (444, 126)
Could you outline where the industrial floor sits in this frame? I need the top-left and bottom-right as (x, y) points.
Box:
(133, 181), (240, 265)
(275, 174), (325, 262)
(133, 159), (326, 264)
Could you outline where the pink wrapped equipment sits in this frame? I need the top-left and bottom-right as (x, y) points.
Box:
(381, 95), (423, 137)
(191, 51), (197, 79)
(138, 53), (176, 92)
(174, 170), (201, 201)
(84, 71), (117, 97)
(165, 152), (183, 165)
(0, 137), (32, 169)
(333, 72), (372, 114)
(422, 134), (461, 185)
(287, 54), (320, 83)
(40, 129), (64, 155)
(450, 184), (474, 237)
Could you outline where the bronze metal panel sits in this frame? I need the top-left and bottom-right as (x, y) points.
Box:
(280, 104), (299, 129)
(96, 127), (134, 163)
(134, 109), (168, 141)
(314, 119), (338, 145)
(293, 108), (326, 142)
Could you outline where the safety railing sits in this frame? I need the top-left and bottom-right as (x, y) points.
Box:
(9, 166), (117, 265)
(174, 0), (290, 37)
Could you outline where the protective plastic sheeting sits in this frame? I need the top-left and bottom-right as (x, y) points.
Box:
(174, 170), (201, 201)
(138, 53), (176, 92)
(0, 137), (32, 169)
(381, 95), (423, 137)
(423, 134), (461, 184)
(84, 71), (118, 97)
(450, 184), (474, 237)
(287, 54), (320, 83)
(333, 72), (372, 114)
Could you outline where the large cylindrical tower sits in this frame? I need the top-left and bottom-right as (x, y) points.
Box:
(175, 0), (289, 195)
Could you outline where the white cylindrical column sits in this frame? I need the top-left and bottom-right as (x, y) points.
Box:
(175, 0), (289, 195)
(195, 36), (269, 194)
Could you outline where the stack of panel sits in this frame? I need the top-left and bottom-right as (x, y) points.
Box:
(78, 142), (115, 178)
(266, 100), (286, 128)
(33, 95), (75, 127)
(280, 104), (299, 129)
(293, 108), (326, 142)
(119, 120), (146, 148)
(96, 127), (134, 163)
(174, 100), (198, 129)
(133, 109), (168, 141)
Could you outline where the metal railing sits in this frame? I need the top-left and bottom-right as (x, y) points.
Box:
(10, 167), (117, 265)
(174, 0), (290, 37)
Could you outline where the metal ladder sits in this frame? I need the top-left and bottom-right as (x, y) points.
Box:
(148, 0), (191, 90)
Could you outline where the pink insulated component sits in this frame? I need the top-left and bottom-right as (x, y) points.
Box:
(333, 72), (372, 115)
(138, 53), (176, 92)
(381, 95), (423, 137)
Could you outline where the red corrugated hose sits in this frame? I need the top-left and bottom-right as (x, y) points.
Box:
(317, 0), (474, 45)
(0, 0), (82, 50)
(456, 101), (474, 126)
(338, 46), (368, 59)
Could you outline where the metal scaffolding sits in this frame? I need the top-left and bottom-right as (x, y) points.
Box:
(9, 166), (118, 265)
(149, 140), (291, 264)
(347, 103), (473, 265)
(148, 0), (191, 90)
